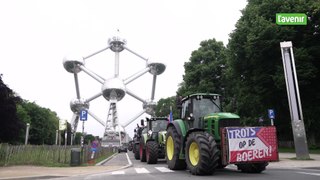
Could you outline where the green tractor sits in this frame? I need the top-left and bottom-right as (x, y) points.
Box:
(133, 120), (146, 160)
(139, 117), (168, 164)
(166, 93), (275, 175)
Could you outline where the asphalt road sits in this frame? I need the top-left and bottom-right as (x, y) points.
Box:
(56, 152), (320, 180)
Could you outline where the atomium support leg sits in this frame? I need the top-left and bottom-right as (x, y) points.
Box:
(122, 109), (147, 127)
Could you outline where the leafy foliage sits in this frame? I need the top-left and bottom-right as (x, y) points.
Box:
(155, 96), (179, 119)
(227, 0), (320, 141)
(17, 101), (59, 145)
(0, 75), (23, 144)
(1, 75), (62, 145)
(178, 39), (227, 97)
(175, 0), (320, 144)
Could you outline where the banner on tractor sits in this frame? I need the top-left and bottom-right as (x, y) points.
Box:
(225, 126), (278, 163)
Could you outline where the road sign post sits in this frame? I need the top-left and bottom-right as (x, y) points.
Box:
(80, 110), (88, 121)
(268, 109), (275, 126)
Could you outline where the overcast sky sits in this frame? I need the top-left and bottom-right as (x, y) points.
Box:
(0, 0), (247, 138)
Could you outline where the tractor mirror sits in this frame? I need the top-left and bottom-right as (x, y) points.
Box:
(141, 119), (144, 126)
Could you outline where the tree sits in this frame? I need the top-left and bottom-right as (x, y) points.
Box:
(17, 101), (59, 145)
(178, 39), (227, 97)
(155, 96), (179, 119)
(227, 0), (320, 142)
(0, 75), (24, 144)
(74, 132), (82, 145)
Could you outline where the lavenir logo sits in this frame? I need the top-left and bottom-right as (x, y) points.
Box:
(276, 13), (307, 25)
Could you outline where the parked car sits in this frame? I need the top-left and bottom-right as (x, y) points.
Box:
(118, 144), (128, 153)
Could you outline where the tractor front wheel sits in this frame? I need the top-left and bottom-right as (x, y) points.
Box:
(185, 131), (219, 175)
(134, 143), (140, 160)
(146, 141), (158, 164)
(166, 126), (186, 170)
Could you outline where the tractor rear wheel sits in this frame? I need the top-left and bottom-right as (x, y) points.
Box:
(166, 126), (186, 170)
(236, 162), (268, 173)
(146, 141), (158, 164)
(140, 137), (146, 162)
(134, 143), (140, 160)
(185, 131), (219, 175)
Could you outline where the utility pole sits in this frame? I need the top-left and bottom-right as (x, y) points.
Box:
(280, 41), (309, 159)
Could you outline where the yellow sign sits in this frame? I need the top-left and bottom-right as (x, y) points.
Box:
(59, 120), (67, 130)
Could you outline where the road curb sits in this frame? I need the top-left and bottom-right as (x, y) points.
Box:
(96, 152), (133, 169)
(95, 153), (118, 166)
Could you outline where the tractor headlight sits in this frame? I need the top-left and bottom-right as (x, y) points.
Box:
(148, 130), (153, 136)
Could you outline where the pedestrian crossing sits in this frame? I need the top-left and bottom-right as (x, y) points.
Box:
(111, 166), (175, 175)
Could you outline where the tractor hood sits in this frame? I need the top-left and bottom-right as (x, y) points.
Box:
(204, 112), (240, 120)
(158, 131), (167, 144)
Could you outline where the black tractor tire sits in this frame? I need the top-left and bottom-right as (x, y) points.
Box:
(134, 143), (140, 160)
(236, 162), (268, 173)
(146, 141), (158, 164)
(140, 137), (146, 162)
(166, 126), (187, 170)
(132, 143), (136, 153)
(185, 131), (219, 175)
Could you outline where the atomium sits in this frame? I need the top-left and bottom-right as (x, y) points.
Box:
(64, 33), (165, 145)
(63, 55), (84, 73)
(70, 98), (89, 113)
(101, 78), (126, 101)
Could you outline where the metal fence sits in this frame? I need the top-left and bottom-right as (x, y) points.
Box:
(0, 143), (114, 166)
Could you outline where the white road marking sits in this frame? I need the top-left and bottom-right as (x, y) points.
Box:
(155, 167), (174, 172)
(112, 171), (125, 175)
(135, 168), (150, 174)
(126, 153), (132, 165)
(297, 172), (320, 176)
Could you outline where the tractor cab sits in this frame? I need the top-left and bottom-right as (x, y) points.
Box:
(146, 117), (168, 145)
(180, 94), (221, 119)
(179, 94), (221, 128)
(146, 117), (168, 133)
(177, 93), (240, 140)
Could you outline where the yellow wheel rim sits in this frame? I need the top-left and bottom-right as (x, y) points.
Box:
(189, 142), (199, 166)
(166, 136), (174, 160)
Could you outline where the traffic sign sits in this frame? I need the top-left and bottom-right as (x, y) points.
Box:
(80, 110), (88, 121)
(268, 109), (275, 119)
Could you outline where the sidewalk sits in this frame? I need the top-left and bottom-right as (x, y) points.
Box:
(0, 153), (319, 179)
(268, 153), (320, 169)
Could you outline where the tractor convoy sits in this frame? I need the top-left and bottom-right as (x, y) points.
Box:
(128, 93), (278, 176)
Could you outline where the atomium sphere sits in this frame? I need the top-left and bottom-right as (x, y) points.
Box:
(148, 62), (166, 75)
(63, 55), (84, 73)
(143, 101), (157, 115)
(108, 36), (127, 52)
(70, 98), (89, 113)
(101, 78), (126, 101)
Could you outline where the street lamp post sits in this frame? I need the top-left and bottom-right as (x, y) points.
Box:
(280, 41), (309, 159)
(55, 130), (58, 145)
(25, 123), (30, 145)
